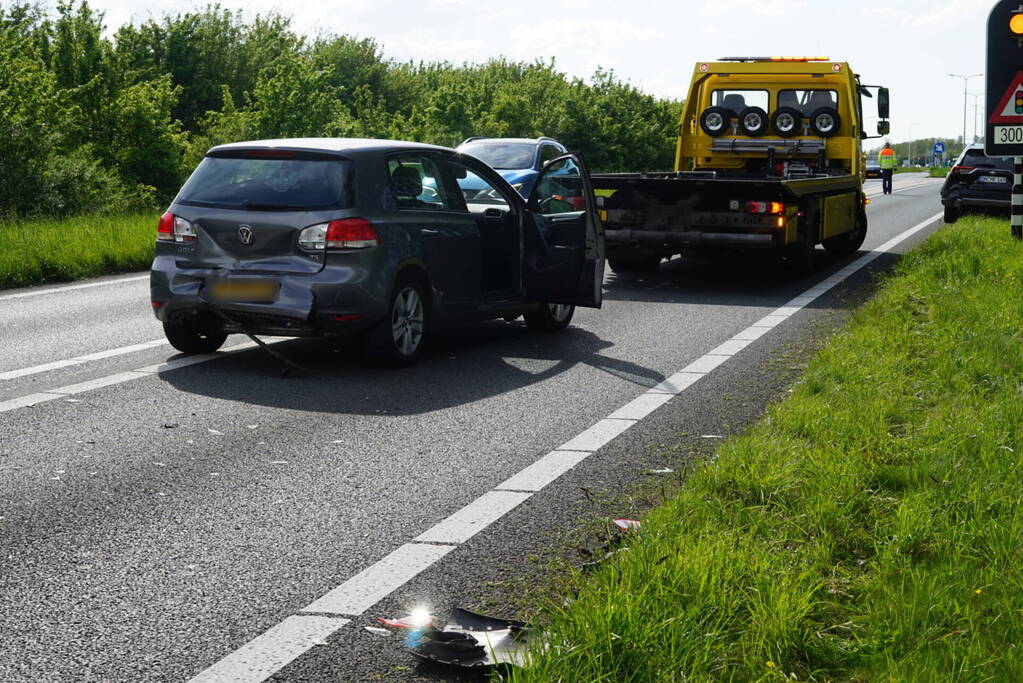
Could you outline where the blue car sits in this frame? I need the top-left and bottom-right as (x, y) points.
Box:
(455, 137), (568, 198)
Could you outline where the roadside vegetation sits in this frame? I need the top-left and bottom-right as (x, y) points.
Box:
(0, 213), (156, 288)
(511, 215), (1023, 682)
(929, 166), (952, 178)
(0, 0), (679, 222)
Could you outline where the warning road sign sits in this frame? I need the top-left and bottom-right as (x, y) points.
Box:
(989, 71), (1023, 124)
(986, 0), (1023, 156)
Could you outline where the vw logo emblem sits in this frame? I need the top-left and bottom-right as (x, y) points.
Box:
(237, 225), (254, 245)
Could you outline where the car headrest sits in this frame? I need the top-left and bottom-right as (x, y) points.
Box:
(777, 91), (801, 109)
(392, 165), (423, 197)
(722, 94), (747, 113)
(807, 90), (836, 110)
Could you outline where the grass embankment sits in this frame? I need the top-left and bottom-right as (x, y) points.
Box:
(929, 167), (951, 178)
(0, 212), (158, 289)
(513, 215), (1023, 682)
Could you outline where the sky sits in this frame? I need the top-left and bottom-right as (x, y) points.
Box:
(67, 0), (990, 146)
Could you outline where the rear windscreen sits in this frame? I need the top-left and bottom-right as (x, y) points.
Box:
(962, 149), (1013, 170)
(175, 155), (352, 210)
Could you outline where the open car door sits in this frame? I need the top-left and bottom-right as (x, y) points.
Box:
(523, 154), (605, 308)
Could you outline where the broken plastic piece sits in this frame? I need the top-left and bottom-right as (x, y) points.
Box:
(613, 518), (642, 532)
(364, 626), (391, 637)
(378, 614), (434, 630)
(407, 607), (533, 668)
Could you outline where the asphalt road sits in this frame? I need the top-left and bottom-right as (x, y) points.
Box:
(0, 174), (944, 682)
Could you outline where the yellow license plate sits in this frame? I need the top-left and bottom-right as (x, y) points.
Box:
(599, 209), (608, 222)
(207, 279), (278, 303)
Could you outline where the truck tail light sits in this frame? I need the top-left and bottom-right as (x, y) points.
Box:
(157, 212), (196, 242)
(745, 201), (785, 215)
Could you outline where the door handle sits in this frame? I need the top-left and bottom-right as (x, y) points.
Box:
(420, 228), (441, 235)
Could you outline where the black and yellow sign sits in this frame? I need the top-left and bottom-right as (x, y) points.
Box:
(987, 1), (1023, 155)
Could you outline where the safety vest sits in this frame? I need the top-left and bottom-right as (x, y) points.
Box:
(879, 148), (898, 169)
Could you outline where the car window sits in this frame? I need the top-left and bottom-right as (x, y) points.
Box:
(176, 155), (352, 210)
(712, 90), (769, 113)
(447, 159), (513, 208)
(533, 157), (586, 215)
(779, 89), (840, 114)
(458, 142), (535, 170)
(540, 145), (563, 166)
(387, 154), (457, 210)
(962, 149), (1013, 170)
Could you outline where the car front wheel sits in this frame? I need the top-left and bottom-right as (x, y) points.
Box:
(524, 302), (574, 332)
(163, 320), (227, 354)
(365, 274), (428, 367)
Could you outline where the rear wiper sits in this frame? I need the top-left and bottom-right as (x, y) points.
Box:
(241, 201), (303, 210)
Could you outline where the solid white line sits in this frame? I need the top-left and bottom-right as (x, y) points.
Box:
(495, 451), (593, 492)
(0, 342), (262, 413)
(188, 616), (350, 683)
(606, 393), (675, 421)
(558, 418), (636, 452)
(0, 274), (148, 302)
(413, 491), (534, 544)
(650, 372), (705, 395)
(0, 340), (168, 381)
(301, 543), (457, 616)
(0, 392), (64, 412)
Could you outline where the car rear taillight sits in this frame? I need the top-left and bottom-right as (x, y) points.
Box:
(745, 201), (785, 215)
(299, 218), (379, 251)
(951, 166), (975, 175)
(326, 218), (378, 249)
(157, 212), (196, 243)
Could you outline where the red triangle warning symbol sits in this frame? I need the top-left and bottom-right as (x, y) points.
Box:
(990, 71), (1023, 124)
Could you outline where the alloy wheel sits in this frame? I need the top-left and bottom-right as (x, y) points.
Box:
(391, 287), (424, 356)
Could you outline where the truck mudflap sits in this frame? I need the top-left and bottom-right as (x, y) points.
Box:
(605, 228), (775, 247)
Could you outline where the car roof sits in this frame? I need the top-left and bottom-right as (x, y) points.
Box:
(208, 138), (453, 156)
(458, 137), (563, 146)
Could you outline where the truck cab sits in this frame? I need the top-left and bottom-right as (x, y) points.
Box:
(593, 57), (890, 273)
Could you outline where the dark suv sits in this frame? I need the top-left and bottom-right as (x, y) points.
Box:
(150, 138), (605, 366)
(941, 145), (1012, 223)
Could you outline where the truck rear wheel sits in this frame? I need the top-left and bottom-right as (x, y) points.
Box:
(822, 211), (868, 255)
(609, 256), (662, 273)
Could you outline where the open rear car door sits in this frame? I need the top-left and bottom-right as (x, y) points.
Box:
(523, 154), (605, 307)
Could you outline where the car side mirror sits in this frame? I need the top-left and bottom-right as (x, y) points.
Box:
(877, 88), (890, 120)
(877, 121), (891, 136)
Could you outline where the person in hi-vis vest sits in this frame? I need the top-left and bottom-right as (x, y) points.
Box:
(878, 142), (898, 195)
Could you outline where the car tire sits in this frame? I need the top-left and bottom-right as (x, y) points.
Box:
(524, 302), (575, 333)
(944, 205), (959, 224)
(364, 273), (428, 368)
(823, 210), (868, 255)
(608, 257), (662, 273)
(163, 320), (227, 354)
(771, 107), (803, 138)
(699, 107), (734, 137)
(809, 107), (841, 138)
(738, 107), (770, 137)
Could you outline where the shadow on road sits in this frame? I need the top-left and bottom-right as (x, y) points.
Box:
(160, 323), (665, 416)
(160, 247), (902, 417)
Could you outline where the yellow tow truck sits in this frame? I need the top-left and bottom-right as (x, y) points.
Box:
(593, 57), (891, 272)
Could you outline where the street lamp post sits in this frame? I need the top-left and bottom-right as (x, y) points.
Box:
(948, 73), (983, 151)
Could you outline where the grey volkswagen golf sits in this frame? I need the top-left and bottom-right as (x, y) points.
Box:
(150, 138), (605, 366)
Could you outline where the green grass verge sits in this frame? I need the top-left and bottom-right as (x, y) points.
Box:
(929, 167), (951, 178)
(0, 212), (158, 289)
(511, 215), (1023, 682)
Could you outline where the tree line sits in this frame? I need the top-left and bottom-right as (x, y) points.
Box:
(0, 1), (682, 217)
